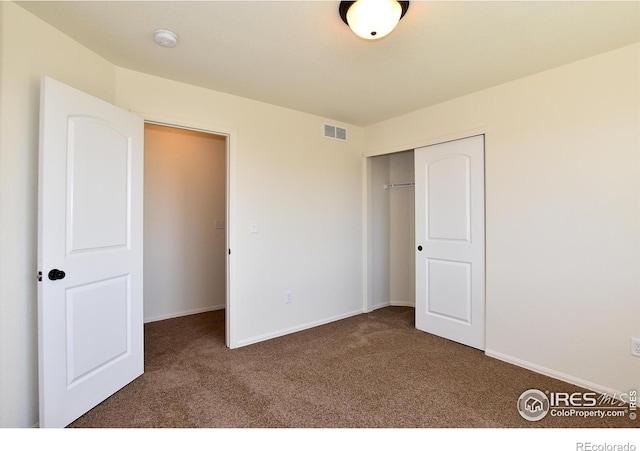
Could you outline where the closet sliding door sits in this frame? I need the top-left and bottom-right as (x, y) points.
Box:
(414, 135), (485, 350)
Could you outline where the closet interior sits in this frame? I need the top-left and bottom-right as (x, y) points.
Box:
(143, 123), (227, 323)
(368, 150), (416, 311)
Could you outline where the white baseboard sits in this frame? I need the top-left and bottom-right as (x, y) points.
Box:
(235, 308), (363, 348)
(485, 349), (623, 395)
(371, 301), (415, 310)
(389, 300), (415, 307)
(144, 304), (224, 323)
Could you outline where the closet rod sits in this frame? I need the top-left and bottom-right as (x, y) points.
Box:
(383, 182), (415, 190)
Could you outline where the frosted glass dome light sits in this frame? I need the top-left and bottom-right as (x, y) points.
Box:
(339, 0), (409, 40)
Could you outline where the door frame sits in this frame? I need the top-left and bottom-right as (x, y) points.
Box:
(362, 127), (487, 318)
(135, 111), (237, 348)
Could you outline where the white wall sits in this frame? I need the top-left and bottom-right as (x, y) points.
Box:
(365, 43), (640, 394)
(0, 2), (117, 427)
(114, 68), (365, 348)
(144, 124), (227, 322)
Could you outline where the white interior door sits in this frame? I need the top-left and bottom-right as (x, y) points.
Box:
(37, 77), (144, 427)
(414, 135), (485, 350)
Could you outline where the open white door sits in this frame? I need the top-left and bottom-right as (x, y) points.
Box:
(414, 135), (485, 350)
(37, 77), (144, 427)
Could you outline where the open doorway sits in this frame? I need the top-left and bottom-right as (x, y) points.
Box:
(366, 150), (416, 312)
(143, 123), (227, 340)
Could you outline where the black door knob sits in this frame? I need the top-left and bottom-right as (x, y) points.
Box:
(48, 269), (66, 281)
(417, 245), (423, 251)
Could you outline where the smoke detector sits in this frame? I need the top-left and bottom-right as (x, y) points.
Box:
(154, 29), (178, 48)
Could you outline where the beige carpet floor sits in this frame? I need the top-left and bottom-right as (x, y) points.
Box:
(69, 306), (636, 428)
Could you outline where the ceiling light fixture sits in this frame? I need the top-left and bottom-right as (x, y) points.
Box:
(339, 0), (409, 40)
(154, 29), (178, 48)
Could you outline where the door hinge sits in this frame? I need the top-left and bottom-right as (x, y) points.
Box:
(37, 271), (43, 282)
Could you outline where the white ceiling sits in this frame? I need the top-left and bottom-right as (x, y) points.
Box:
(17, 1), (640, 126)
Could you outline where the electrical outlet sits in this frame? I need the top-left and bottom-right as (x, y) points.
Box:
(632, 338), (640, 357)
(285, 291), (292, 304)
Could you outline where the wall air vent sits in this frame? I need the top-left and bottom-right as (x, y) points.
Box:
(323, 123), (347, 142)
